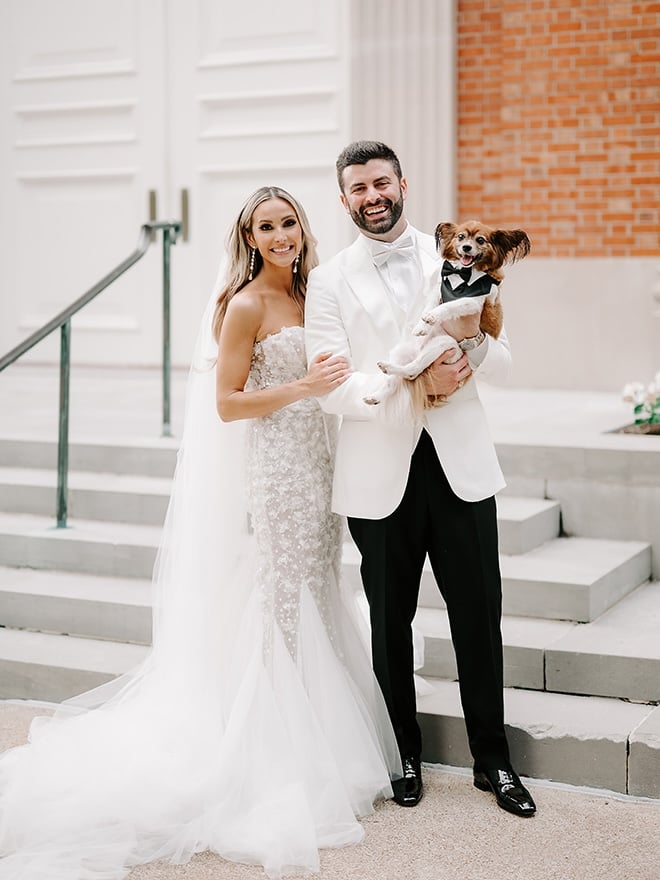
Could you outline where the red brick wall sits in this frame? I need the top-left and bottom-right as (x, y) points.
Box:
(456, 0), (660, 257)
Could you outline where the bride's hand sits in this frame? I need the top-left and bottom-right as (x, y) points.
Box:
(303, 353), (351, 396)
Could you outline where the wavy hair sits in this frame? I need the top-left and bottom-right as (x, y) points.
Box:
(212, 186), (318, 343)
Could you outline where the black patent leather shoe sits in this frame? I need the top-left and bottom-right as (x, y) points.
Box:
(392, 756), (424, 807)
(473, 768), (536, 817)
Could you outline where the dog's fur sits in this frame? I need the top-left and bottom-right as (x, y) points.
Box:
(364, 220), (530, 416)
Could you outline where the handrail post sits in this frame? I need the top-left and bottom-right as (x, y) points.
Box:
(0, 221), (181, 528)
(56, 320), (71, 528)
(162, 226), (172, 438)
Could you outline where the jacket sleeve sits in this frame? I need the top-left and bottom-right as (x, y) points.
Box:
(304, 265), (414, 422)
(471, 327), (512, 385)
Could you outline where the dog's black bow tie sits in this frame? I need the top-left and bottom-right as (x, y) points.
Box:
(440, 261), (500, 303)
(441, 260), (473, 282)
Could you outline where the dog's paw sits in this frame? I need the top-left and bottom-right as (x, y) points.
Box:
(363, 396), (381, 406)
(413, 323), (430, 337)
(377, 361), (392, 374)
(421, 312), (438, 325)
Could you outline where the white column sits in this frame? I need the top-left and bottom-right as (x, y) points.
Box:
(349, 0), (457, 233)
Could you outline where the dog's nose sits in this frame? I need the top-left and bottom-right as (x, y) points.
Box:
(462, 244), (472, 252)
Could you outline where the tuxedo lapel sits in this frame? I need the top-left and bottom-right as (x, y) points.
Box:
(410, 246), (441, 321)
(419, 244), (441, 288)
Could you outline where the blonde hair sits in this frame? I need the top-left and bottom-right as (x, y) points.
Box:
(212, 186), (318, 343)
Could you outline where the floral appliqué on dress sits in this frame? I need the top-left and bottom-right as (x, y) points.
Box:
(246, 326), (342, 662)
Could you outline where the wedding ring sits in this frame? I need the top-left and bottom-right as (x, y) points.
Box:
(457, 379), (465, 390)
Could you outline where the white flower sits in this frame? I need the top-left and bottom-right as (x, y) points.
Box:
(623, 371), (660, 423)
(622, 382), (645, 404)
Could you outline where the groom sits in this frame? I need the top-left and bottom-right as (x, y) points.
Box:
(305, 141), (535, 817)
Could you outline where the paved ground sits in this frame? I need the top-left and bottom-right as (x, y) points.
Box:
(2, 701), (660, 880)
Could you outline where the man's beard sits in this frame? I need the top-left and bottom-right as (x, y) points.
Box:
(350, 191), (405, 236)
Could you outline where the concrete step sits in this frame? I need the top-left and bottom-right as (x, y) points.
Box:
(0, 475), (558, 553)
(4, 515), (631, 623)
(1, 613), (658, 799)
(500, 537), (651, 622)
(0, 628), (148, 703)
(415, 607), (573, 692)
(415, 536), (651, 623)
(5, 559), (655, 705)
(417, 677), (660, 798)
(0, 467), (171, 526)
(544, 578), (660, 703)
(0, 514), (650, 640)
(0, 436), (178, 478)
(0, 566), (152, 644)
(493, 429), (660, 582)
(495, 495), (560, 554)
(0, 513), (161, 579)
(415, 580), (660, 703)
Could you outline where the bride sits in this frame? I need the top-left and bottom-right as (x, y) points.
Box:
(0, 186), (400, 879)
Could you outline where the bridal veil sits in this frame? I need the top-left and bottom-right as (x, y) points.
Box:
(0, 274), (399, 879)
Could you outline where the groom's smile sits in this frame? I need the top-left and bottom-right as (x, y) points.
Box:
(339, 157), (408, 241)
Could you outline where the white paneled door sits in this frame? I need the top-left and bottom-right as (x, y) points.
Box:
(0, 0), (167, 365)
(0, 0), (349, 367)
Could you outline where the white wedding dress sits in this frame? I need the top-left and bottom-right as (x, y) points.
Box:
(0, 317), (399, 879)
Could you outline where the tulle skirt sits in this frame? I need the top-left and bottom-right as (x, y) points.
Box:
(0, 300), (400, 879)
(0, 575), (398, 880)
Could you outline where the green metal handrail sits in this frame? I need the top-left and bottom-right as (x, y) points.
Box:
(0, 220), (182, 527)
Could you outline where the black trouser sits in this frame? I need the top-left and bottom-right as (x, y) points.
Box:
(348, 430), (510, 770)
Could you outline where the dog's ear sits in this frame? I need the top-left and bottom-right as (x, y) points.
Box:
(491, 229), (531, 265)
(434, 222), (457, 255)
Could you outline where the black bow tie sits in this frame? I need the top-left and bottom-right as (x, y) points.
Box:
(440, 267), (499, 303)
(441, 260), (473, 283)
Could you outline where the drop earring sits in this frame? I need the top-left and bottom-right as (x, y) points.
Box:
(248, 247), (256, 280)
(292, 253), (300, 274)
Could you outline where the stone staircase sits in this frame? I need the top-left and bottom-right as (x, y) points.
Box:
(0, 433), (658, 798)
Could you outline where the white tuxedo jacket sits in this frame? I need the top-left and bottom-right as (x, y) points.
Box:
(304, 227), (511, 519)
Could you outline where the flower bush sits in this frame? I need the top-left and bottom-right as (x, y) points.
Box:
(622, 372), (660, 425)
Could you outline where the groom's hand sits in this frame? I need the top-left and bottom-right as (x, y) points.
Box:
(422, 351), (472, 400)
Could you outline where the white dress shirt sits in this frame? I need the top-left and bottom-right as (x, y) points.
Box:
(361, 225), (421, 321)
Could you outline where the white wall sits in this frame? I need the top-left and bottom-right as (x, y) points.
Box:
(502, 257), (660, 391)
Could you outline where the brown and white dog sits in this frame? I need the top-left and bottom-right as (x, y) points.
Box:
(364, 220), (530, 415)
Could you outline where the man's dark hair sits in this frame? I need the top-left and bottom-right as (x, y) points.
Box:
(336, 141), (403, 192)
